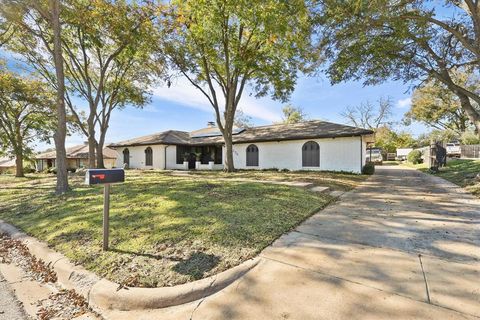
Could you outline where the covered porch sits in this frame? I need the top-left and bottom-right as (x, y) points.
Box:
(175, 144), (223, 170)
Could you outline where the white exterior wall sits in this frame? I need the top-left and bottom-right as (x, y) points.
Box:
(115, 145), (166, 169)
(114, 136), (367, 173)
(232, 136), (364, 173)
(361, 136), (367, 168)
(165, 145), (187, 170)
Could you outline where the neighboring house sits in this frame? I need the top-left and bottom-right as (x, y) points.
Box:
(0, 157), (16, 174)
(109, 120), (374, 173)
(35, 144), (118, 171)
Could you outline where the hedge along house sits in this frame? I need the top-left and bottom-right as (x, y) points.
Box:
(35, 144), (118, 171)
(109, 120), (374, 173)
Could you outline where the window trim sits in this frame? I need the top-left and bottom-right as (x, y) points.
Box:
(246, 144), (259, 167)
(123, 148), (130, 166)
(145, 147), (153, 166)
(302, 141), (320, 167)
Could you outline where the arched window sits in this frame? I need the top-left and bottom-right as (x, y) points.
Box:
(145, 147), (153, 166)
(246, 144), (259, 166)
(123, 148), (130, 166)
(302, 141), (319, 167)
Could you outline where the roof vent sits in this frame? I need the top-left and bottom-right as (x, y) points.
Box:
(207, 121), (216, 128)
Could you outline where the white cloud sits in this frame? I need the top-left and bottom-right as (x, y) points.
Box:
(396, 97), (412, 109)
(152, 77), (282, 122)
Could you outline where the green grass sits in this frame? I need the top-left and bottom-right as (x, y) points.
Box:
(175, 169), (365, 191)
(402, 159), (480, 197)
(419, 159), (480, 197)
(0, 170), (365, 287)
(402, 162), (429, 170)
(382, 161), (401, 166)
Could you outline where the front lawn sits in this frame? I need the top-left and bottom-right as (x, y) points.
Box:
(0, 170), (364, 287)
(417, 159), (480, 197)
(176, 169), (365, 191)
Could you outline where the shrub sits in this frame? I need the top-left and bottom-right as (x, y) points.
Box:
(24, 164), (36, 173)
(460, 130), (480, 145)
(407, 150), (423, 164)
(362, 162), (375, 175)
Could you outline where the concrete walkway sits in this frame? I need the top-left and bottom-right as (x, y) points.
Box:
(105, 166), (479, 320)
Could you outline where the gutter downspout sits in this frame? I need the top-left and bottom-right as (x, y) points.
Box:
(360, 136), (363, 173)
(164, 145), (169, 170)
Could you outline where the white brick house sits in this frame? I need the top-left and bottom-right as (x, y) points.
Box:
(109, 120), (374, 173)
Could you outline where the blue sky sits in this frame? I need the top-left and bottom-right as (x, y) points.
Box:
(34, 74), (426, 151)
(4, 1), (459, 152)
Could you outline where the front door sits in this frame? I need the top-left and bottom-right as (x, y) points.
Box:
(188, 153), (196, 169)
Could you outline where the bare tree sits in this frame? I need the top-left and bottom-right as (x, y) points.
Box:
(341, 97), (393, 130)
(233, 109), (253, 128)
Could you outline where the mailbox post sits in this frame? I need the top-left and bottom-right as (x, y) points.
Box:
(85, 169), (125, 251)
(103, 183), (110, 251)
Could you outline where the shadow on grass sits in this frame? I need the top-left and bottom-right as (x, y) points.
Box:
(110, 248), (183, 262)
(172, 252), (221, 280)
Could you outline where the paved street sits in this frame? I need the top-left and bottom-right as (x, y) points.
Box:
(105, 166), (479, 320)
(0, 272), (27, 320)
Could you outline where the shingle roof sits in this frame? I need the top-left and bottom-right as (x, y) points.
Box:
(108, 130), (191, 147)
(0, 157), (16, 168)
(110, 120), (373, 148)
(35, 145), (117, 159)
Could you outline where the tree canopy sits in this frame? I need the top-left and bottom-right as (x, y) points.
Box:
(2, 0), (165, 168)
(280, 104), (308, 124)
(374, 126), (416, 153)
(164, 0), (316, 171)
(405, 73), (474, 133)
(318, 0), (480, 133)
(0, 65), (55, 177)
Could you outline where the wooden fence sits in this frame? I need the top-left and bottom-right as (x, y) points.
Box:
(461, 144), (480, 159)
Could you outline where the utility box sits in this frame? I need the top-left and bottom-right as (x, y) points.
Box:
(85, 168), (125, 185)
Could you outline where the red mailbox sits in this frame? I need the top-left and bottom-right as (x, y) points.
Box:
(84, 168), (125, 251)
(85, 169), (124, 185)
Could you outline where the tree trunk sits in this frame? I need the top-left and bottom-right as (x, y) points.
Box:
(224, 132), (234, 172)
(96, 132), (106, 169)
(14, 149), (24, 178)
(87, 115), (96, 168)
(222, 113), (235, 172)
(50, 0), (68, 194)
(457, 92), (480, 134)
(221, 94), (237, 172)
(13, 122), (24, 177)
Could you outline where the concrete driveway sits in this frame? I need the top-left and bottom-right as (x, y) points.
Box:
(107, 166), (479, 320)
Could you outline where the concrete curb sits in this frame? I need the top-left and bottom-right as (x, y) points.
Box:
(0, 221), (260, 311)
